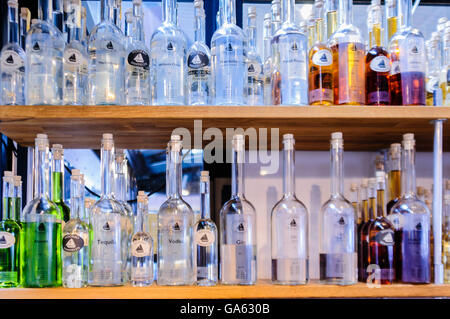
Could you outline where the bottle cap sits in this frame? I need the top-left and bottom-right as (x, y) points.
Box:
(361, 178), (369, 187)
(350, 182), (358, 190)
(13, 175), (21, 182)
(248, 6), (256, 17)
(102, 133), (113, 140)
(283, 134), (295, 150)
(52, 144), (63, 150)
(200, 170), (209, 182)
(368, 178), (377, 187)
(137, 190), (148, 203)
(232, 134), (245, 151)
(331, 132), (343, 149)
(36, 133), (48, 139)
(331, 132), (343, 139)
(132, 0), (142, 5)
(3, 171), (13, 177)
(31, 18), (38, 25)
(402, 133), (415, 150)
(403, 133), (414, 141)
(264, 13), (271, 21)
(171, 135), (181, 142)
(8, 0), (18, 8)
(72, 169), (81, 176)
(138, 190), (146, 196)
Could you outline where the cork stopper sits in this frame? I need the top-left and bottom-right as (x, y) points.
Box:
(283, 134), (295, 150)
(169, 135), (182, 152)
(35, 133), (49, 151)
(102, 133), (114, 150)
(402, 133), (415, 150)
(331, 132), (343, 149)
(232, 134), (245, 151)
(248, 6), (256, 17)
(350, 182), (358, 191)
(137, 190), (148, 203)
(361, 178), (369, 188)
(200, 170), (210, 182)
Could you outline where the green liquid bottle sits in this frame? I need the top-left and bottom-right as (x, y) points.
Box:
(51, 144), (70, 223)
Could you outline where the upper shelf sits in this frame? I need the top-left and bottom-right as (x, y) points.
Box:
(0, 105), (449, 151)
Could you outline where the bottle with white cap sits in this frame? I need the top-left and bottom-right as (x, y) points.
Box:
(319, 132), (357, 285)
(360, 177), (377, 282)
(157, 135), (195, 285)
(387, 143), (402, 214)
(390, 133), (430, 283)
(349, 182), (359, 221)
(262, 12), (272, 105)
(22, 133), (62, 287)
(357, 178), (368, 282)
(51, 144), (70, 223)
(220, 134), (257, 285)
(271, 134), (308, 285)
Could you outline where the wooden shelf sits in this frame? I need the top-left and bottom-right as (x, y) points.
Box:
(1, 282), (449, 299)
(0, 105), (449, 151)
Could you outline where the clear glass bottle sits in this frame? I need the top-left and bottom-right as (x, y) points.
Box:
(325, 0), (338, 40)
(386, 143), (401, 214)
(271, 134), (308, 285)
(187, 0), (211, 106)
(319, 132), (356, 285)
(157, 135), (195, 286)
(211, 0), (247, 105)
(131, 191), (153, 286)
(125, 0), (150, 106)
(269, 1), (282, 105)
(220, 134), (257, 285)
(1, 0), (26, 105)
(263, 13), (273, 105)
(272, 0), (308, 105)
(62, 169), (90, 288)
(442, 25), (450, 106)
(22, 134), (62, 288)
(89, 134), (128, 286)
(88, 0), (125, 105)
(112, 0), (122, 29)
(329, 0), (365, 105)
(425, 33), (441, 106)
(12, 175), (22, 225)
(360, 178), (377, 282)
(19, 7), (31, 51)
(63, 0), (88, 105)
(194, 171), (218, 286)
(150, 0), (187, 105)
(245, 6), (264, 106)
(389, 133), (430, 283)
(388, 0), (426, 105)
(25, 0), (65, 105)
(51, 144), (70, 223)
(357, 179), (368, 282)
(80, 6), (87, 47)
(385, 0), (398, 45)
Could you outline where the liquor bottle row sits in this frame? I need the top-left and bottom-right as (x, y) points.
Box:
(1, 130), (446, 288)
(1, 0), (449, 107)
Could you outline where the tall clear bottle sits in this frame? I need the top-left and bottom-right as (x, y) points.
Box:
(89, 134), (128, 286)
(19, 8), (31, 51)
(444, 187), (450, 283)
(388, 0), (426, 105)
(157, 135), (195, 286)
(22, 134), (62, 287)
(88, 0), (125, 105)
(1, 0), (25, 105)
(357, 179), (368, 282)
(211, 0), (247, 105)
(25, 0), (65, 105)
(220, 135), (257, 285)
(441, 25), (450, 106)
(271, 134), (308, 285)
(194, 171), (218, 286)
(51, 144), (70, 223)
(245, 6), (264, 106)
(62, 170), (89, 288)
(150, 0), (187, 105)
(319, 132), (356, 285)
(329, 0), (365, 105)
(187, 0), (211, 106)
(263, 13), (273, 105)
(63, 0), (88, 105)
(389, 133), (430, 283)
(386, 143), (401, 214)
(272, 0), (308, 105)
(425, 33), (441, 106)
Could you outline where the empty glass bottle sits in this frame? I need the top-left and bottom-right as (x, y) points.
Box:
(425, 33), (441, 106)
(220, 134), (257, 285)
(52, 0), (64, 34)
(271, 134), (308, 285)
(51, 144), (70, 223)
(263, 13), (273, 105)
(19, 7), (31, 51)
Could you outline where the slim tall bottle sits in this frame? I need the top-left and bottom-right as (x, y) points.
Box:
(22, 134), (62, 288)
(386, 143), (401, 214)
(360, 178), (377, 282)
(1, 0), (25, 105)
(263, 13), (273, 105)
(12, 175), (22, 224)
(388, 0), (426, 105)
(157, 135), (195, 286)
(187, 0), (211, 106)
(271, 134), (308, 285)
(220, 135), (257, 285)
(385, 0), (398, 45)
(194, 171), (218, 286)
(357, 179), (368, 281)
(150, 0), (187, 105)
(319, 132), (356, 285)
(19, 8), (31, 51)
(325, 0), (338, 40)
(329, 0), (365, 105)
(80, 6), (88, 46)
(51, 144), (70, 223)
(425, 33), (441, 106)
(390, 133), (430, 283)
(25, 0), (65, 105)
(88, 0), (125, 105)
(441, 25), (450, 106)
(112, 0), (122, 29)
(444, 191), (450, 283)
(246, 6), (264, 106)
(349, 183), (359, 222)
(270, 0), (282, 105)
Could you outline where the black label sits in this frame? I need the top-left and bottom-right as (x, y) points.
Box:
(106, 41), (114, 50)
(225, 43), (233, 52)
(6, 55), (14, 64)
(69, 53), (77, 63)
(188, 51), (209, 69)
(33, 42), (40, 51)
(63, 234), (84, 252)
(127, 49), (150, 70)
(167, 42), (174, 51)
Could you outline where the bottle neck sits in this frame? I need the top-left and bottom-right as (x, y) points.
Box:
(361, 187), (368, 222)
(222, 0), (236, 25)
(114, 170), (127, 202)
(163, 0), (177, 24)
(371, 23), (382, 47)
(101, 0), (114, 22)
(7, 3), (19, 44)
(38, 0), (53, 23)
(377, 188), (386, 218)
(282, 0), (295, 24)
(136, 201), (146, 232)
(200, 179), (210, 219)
(263, 22), (271, 61)
(339, 0), (353, 26)
(66, 3), (82, 43)
(399, 0), (411, 29)
(167, 147), (182, 198)
(316, 18), (325, 43)
(100, 145), (115, 197)
(231, 146), (245, 198)
(194, 5), (205, 43)
(34, 145), (51, 199)
(247, 16), (257, 51)
(283, 147), (295, 197)
(133, 4), (144, 42)
(2, 180), (13, 220)
(428, 44), (440, 75)
(330, 144), (344, 197)
(20, 16), (27, 50)
(402, 146), (416, 198)
(113, 0), (122, 27)
(52, 0), (64, 33)
(368, 186), (377, 220)
(51, 158), (64, 203)
(70, 179), (85, 220)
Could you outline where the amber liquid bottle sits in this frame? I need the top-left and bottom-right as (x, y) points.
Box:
(385, 0), (398, 44)
(386, 143), (401, 214)
(357, 180), (368, 282)
(360, 179), (377, 283)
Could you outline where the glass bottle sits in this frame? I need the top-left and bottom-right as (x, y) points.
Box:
(157, 135), (195, 286)
(308, 0), (334, 105)
(1, 0), (26, 105)
(131, 191), (153, 287)
(365, 2), (390, 105)
(360, 178), (377, 282)
(329, 0), (365, 105)
(349, 182), (359, 221)
(88, 0), (125, 105)
(271, 134), (308, 285)
(80, 6), (87, 47)
(443, 25), (450, 106)
(272, 0), (308, 105)
(150, 0), (187, 105)
(12, 175), (22, 224)
(319, 132), (356, 285)
(220, 134), (257, 285)
(270, 0), (282, 105)
(357, 179), (368, 282)
(444, 190), (450, 283)
(125, 0), (150, 106)
(325, 0), (338, 40)
(386, 143), (401, 214)
(263, 13), (273, 105)
(25, 0), (65, 105)
(19, 7), (31, 51)
(388, 0), (426, 106)
(63, 0), (88, 105)
(89, 134), (128, 286)
(385, 0), (398, 45)
(22, 134), (62, 288)
(112, 0), (122, 29)
(62, 169), (89, 288)
(0, 173), (22, 288)
(51, 144), (70, 223)
(194, 171), (218, 286)
(187, 0), (211, 106)
(211, 0), (247, 105)
(425, 33), (441, 106)
(389, 133), (430, 283)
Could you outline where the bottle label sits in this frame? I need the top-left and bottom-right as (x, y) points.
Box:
(279, 39), (307, 81)
(386, 213), (405, 230)
(188, 51), (209, 69)
(374, 229), (395, 246)
(367, 91), (390, 104)
(127, 49), (150, 70)
(1, 50), (25, 73)
(31, 41), (41, 51)
(312, 50), (332, 66)
(0, 231), (15, 249)
(131, 240), (151, 257)
(62, 234), (84, 252)
(404, 37), (425, 73)
(64, 48), (83, 67)
(391, 61), (400, 76)
(194, 229), (215, 247)
(247, 61), (262, 77)
(370, 56), (391, 73)
(309, 88), (333, 103)
(104, 40), (116, 51)
(335, 42), (365, 104)
(426, 77), (440, 93)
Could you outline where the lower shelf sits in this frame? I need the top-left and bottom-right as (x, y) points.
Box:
(1, 282), (449, 299)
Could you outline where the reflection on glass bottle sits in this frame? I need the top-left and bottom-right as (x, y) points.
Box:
(360, 178), (377, 282)
(51, 144), (70, 223)
(271, 134), (308, 285)
(386, 143), (401, 214)
(157, 135), (195, 286)
(425, 33), (441, 106)
(319, 132), (356, 285)
(357, 179), (368, 282)
(220, 135), (257, 285)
